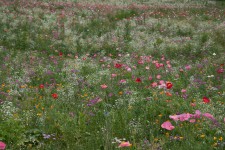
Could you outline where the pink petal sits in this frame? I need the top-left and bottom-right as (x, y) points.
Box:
(189, 119), (196, 123)
(119, 141), (132, 148)
(161, 121), (175, 130)
(0, 142), (6, 150)
(203, 113), (215, 120)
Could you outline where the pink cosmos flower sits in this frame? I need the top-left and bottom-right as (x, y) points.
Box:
(119, 79), (126, 83)
(111, 74), (117, 78)
(148, 76), (153, 80)
(189, 119), (196, 123)
(155, 63), (161, 69)
(179, 113), (192, 122)
(203, 113), (215, 120)
(181, 89), (186, 93)
(101, 84), (108, 89)
(169, 115), (179, 121)
(118, 141), (132, 148)
(151, 82), (158, 87)
(161, 121), (175, 130)
(185, 65), (191, 70)
(190, 103), (196, 107)
(0, 142), (6, 150)
(156, 75), (161, 79)
(193, 110), (201, 118)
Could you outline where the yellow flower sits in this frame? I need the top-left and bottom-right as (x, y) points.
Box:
(37, 113), (42, 116)
(7, 90), (10, 93)
(1, 83), (5, 87)
(214, 137), (217, 140)
(219, 137), (223, 141)
(20, 85), (26, 88)
(119, 91), (123, 95)
(200, 134), (205, 138)
(158, 114), (163, 117)
(165, 132), (169, 137)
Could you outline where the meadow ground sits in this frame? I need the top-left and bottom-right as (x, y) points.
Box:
(0, 0), (225, 149)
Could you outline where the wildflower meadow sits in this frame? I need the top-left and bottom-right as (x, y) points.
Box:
(0, 0), (225, 149)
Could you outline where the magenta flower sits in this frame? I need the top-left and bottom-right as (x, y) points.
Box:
(0, 141), (6, 150)
(161, 121), (175, 130)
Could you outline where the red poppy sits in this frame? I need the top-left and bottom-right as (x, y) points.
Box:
(59, 52), (63, 56)
(115, 63), (122, 68)
(39, 84), (44, 89)
(166, 82), (173, 89)
(52, 93), (58, 99)
(203, 96), (210, 103)
(135, 78), (142, 83)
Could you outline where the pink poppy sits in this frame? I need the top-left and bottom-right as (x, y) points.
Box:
(118, 141), (132, 148)
(161, 121), (175, 130)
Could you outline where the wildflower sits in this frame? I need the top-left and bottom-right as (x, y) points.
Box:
(135, 78), (142, 83)
(156, 74), (161, 79)
(166, 82), (173, 89)
(185, 65), (191, 70)
(59, 52), (63, 56)
(200, 134), (205, 138)
(119, 80), (126, 83)
(151, 82), (158, 87)
(189, 119), (196, 123)
(190, 103), (196, 107)
(118, 141), (132, 148)
(52, 93), (58, 99)
(202, 96), (210, 103)
(39, 84), (44, 89)
(101, 84), (108, 89)
(203, 113), (215, 120)
(115, 63), (123, 68)
(217, 68), (224, 74)
(161, 121), (175, 130)
(181, 89), (186, 93)
(0, 141), (6, 150)
(111, 74), (117, 78)
(219, 137), (223, 141)
(166, 92), (172, 97)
